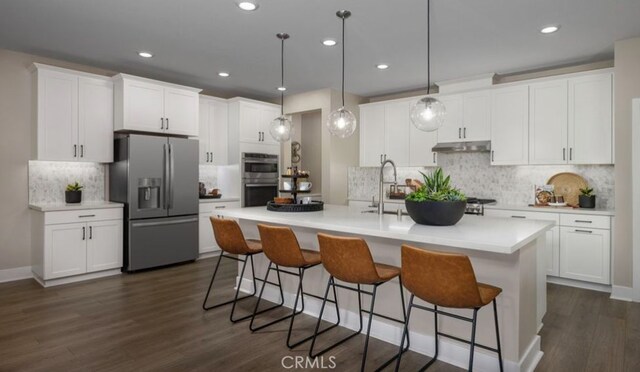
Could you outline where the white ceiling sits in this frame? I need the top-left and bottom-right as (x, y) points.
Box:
(1, 0), (639, 100)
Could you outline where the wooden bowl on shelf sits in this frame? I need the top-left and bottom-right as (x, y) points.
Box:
(274, 197), (294, 204)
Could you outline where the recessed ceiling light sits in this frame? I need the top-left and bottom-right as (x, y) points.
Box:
(218, 72), (230, 77)
(277, 86), (286, 91)
(540, 25), (560, 34)
(322, 39), (337, 47)
(376, 64), (389, 70)
(237, 1), (258, 11)
(138, 51), (153, 58)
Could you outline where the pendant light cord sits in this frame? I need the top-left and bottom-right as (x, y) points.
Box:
(427, 0), (431, 95)
(341, 14), (346, 107)
(281, 36), (285, 116)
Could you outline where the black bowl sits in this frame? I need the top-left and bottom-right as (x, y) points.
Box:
(405, 199), (467, 226)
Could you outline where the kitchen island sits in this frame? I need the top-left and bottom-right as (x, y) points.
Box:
(216, 205), (553, 372)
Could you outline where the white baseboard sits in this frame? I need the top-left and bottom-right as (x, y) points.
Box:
(0, 266), (33, 283)
(610, 285), (638, 302)
(546, 276), (611, 293)
(197, 251), (221, 260)
(33, 269), (121, 288)
(239, 277), (540, 372)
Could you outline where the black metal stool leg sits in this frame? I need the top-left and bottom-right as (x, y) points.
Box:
(493, 299), (504, 372)
(395, 294), (414, 372)
(229, 254), (258, 322)
(468, 308), (479, 371)
(361, 284), (378, 372)
(202, 252), (225, 310)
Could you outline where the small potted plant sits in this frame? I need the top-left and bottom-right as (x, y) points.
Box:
(578, 187), (596, 209)
(405, 168), (467, 226)
(65, 182), (83, 204)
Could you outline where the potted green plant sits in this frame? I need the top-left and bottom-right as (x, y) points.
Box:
(578, 187), (596, 209)
(65, 182), (83, 204)
(405, 168), (467, 226)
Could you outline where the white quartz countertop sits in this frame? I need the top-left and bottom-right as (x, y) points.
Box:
(485, 204), (615, 216)
(216, 204), (553, 254)
(199, 197), (240, 204)
(29, 201), (124, 212)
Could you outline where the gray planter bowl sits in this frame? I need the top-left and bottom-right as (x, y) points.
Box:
(405, 199), (467, 226)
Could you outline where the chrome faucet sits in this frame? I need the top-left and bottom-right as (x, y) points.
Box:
(378, 158), (397, 215)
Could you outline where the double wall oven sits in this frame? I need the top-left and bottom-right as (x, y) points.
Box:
(241, 153), (279, 207)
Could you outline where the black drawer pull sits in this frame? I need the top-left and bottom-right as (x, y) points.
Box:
(78, 214), (96, 218)
(575, 229), (592, 234)
(511, 215), (526, 219)
(214, 206), (226, 209)
(574, 220), (592, 223)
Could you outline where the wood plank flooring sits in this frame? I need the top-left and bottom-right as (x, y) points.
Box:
(0, 257), (638, 371)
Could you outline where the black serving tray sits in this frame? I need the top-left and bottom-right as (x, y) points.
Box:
(200, 195), (222, 199)
(267, 201), (324, 212)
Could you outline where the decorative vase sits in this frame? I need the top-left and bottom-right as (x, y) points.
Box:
(65, 190), (82, 204)
(578, 195), (596, 209)
(405, 200), (467, 226)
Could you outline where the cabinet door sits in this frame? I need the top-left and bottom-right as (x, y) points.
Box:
(560, 227), (610, 284)
(462, 91), (491, 141)
(359, 104), (386, 166)
(198, 100), (211, 164)
(239, 103), (262, 143)
(37, 69), (79, 161)
(123, 79), (165, 133)
(45, 223), (86, 279)
(529, 80), (568, 164)
(260, 107), (281, 145)
(409, 118), (438, 166)
(384, 101), (411, 166)
(86, 220), (123, 272)
(211, 100), (229, 165)
(546, 226), (560, 276)
(568, 73), (613, 164)
(434, 95), (463, 143)
(164, 87), (199, 136)
(78, 77), (113, 163)
(491, 86), (529, 165)
(198, 214), (218, 254)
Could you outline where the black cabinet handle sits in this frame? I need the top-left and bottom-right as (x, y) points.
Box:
(80, 145), (84, 158)
(89, 226), (92, 239)
(82, 226), (86, 240)
(166, 118), (169, 130)
(458, 128), (462, 139)
(511, 215), (526, 219)
(563, 148), (566, 161)
(74, 144), (77, 157)
(575, 229), (592, 234)
(569, 148), (573, 161)
(574, 220), (592, 224)
(433, 152), (436, 163)
(78, 214), (95, 218)
(210, 153), (213, 163)
(463, 127), (467, 138)
(161, 118), (164, 130)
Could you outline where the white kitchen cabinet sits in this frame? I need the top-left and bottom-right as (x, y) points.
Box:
(529, 80), (568, 165)
(560, 227), (611, 284)
(228, 98), (282, 146)
(490, 85), (529, 165)
(434, 95), (463, 143)
(261, 107), (282, 145)
(568, 72), (613, 164)
(384, 100), (411, 166)
(31, 64), (113, 162)
(114, 74), (201, 136)
(31, 206), (124, 286)
(461, 90), (491, 141)
(546, 226), (560, 276)
(199, 96), (229, 165)
(199, 201), (241, 255)
(359, 103), (386, 166)
(409, 117), (438, 167)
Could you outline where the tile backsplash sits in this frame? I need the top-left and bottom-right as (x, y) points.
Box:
(199, 165), (218, 190)
(348, 153), (615, 209)
(28, 161), (106, 205)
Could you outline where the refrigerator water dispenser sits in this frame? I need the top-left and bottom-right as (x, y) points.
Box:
(138, 178), (162, 210)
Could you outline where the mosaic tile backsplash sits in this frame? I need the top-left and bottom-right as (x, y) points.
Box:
(348, 153), (615, 209)
(199, 165), (218, 190)
(28, 161), (106, 205)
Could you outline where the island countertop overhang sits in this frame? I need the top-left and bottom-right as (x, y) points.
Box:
(214, 205), (553, 254)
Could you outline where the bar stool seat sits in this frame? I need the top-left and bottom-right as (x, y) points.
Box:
(202, 218), (284, 323)
(300, 249), (322, 266)
(478, 283), (502, 305)
(309, 233), (410, 372)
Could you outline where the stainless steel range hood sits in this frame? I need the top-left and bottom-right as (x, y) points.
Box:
(432, 141), (491, 153)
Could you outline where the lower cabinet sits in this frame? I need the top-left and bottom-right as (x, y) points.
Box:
(559, 227), (611, 284)
(545, 226), (560, 277)
(32, 207), (123, 285)
(199, 201), (241, 254)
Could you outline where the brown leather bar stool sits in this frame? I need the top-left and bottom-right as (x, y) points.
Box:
(202, 217), (284, 322)
(395, 245), (504, 372)
(310, 233), (410, 372)
(250, 224), (341, 349)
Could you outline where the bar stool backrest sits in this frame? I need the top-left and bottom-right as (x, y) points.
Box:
(317, 233), (381, 284)
(257, 224), (307, 267)
(401, 244), (484, 308)
(210, 217), (253, 255)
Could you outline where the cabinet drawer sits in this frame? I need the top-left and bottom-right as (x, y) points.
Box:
(559, 214), (610, 229)
(44, 208), (123, 225)
(199, 201), (240, 214)
(484, 209), (559, 224)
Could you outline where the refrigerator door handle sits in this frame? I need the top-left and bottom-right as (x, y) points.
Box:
(131, 217), (198, 228)
(163, 143), (170, 210)
(169, 143), (175, 210)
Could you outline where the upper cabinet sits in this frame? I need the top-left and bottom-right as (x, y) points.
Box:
(114, 74), (201, 136)
(31, 63), (113, 163)
(228, 99), (281, 146)
(491, 85), (529, 165)
(529, 71), (613, 165)
(437, 91), (490, 143)
(359, 103), (386, 166)
(199, 96), (229, 165)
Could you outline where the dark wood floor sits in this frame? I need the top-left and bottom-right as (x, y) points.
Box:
(0, 258), (638, 372)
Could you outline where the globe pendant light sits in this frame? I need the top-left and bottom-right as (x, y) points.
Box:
(410, 0), (446, 132)
(326, 10), (357, 139)
(269, 33), (294, 143)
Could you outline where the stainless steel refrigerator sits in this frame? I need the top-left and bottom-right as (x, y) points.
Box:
(110, 134), (199, 271)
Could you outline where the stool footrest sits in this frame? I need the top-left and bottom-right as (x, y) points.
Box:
(437, 331), (500, 353)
